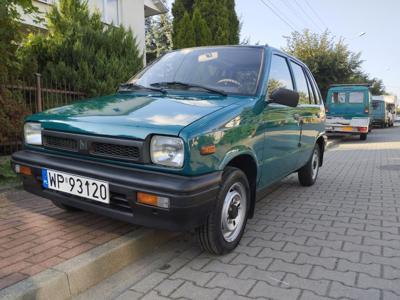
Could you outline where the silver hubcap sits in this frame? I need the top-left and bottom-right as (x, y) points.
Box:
(311, 149), (319, 180)
(221, 182), (247, 242)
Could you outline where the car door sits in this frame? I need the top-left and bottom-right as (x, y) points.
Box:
(289, 60), (324, 168)
(259, 54), (301, 187)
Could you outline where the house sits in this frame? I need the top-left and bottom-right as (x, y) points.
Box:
(20, 0), (168, 62)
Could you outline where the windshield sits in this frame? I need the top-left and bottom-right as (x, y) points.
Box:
(372, 100), (382, 110)
(130, 47), (264, 96)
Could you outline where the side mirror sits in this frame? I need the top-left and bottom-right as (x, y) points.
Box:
(268, 88), (299, 107)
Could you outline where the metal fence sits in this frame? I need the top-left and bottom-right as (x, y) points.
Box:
(0, 74), (85, 155)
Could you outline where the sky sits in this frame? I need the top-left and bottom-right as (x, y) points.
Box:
(166, 0), (400, 98)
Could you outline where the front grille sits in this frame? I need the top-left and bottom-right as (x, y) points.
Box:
(42, 130), (144, 163)
(43, 135), (78, 152)
(91, 142), (140, 160)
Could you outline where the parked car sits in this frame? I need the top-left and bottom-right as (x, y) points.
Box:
(371, 95), (396, 128)
(325, 84), (371, 140)
(12, 46), (326, 254)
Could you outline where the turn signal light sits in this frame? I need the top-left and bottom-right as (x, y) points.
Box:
(358, 127), (368, 133)
(200, 145), (216, 155)
(137, 192), (169, 209)
(14, 164), (32, 176)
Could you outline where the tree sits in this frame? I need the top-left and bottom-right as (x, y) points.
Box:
(283, 29), (387, 99)
(368, 78), (386, 95)
(0, 0), (38, 149)
(145, 3), (173, 63)
(224, 0), (240, 44)
(174, 12), (195, 49)
(171, 0), (195, 47)
(18, 0), (143, 97)
(0, 0), (38, 80)
(172, 0), (240, 49)
(191, 8), (211, 46)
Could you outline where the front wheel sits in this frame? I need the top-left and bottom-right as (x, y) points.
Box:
(196, 167), (249, 255)
(298, 145), (320, 186)
(360, 133), (367, 140)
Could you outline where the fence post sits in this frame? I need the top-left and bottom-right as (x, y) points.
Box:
(35, 73), (43, 112)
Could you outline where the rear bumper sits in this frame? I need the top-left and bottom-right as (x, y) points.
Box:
(325, 118), (370, 134)
(11, 150), (221, 231)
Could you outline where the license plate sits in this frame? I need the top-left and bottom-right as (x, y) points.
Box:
(42, 169), (110, 204)
(342, 126), (353, 131)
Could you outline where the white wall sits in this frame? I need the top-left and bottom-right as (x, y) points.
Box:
(19, 1), (52, 29)
(87, 0), (146, 58)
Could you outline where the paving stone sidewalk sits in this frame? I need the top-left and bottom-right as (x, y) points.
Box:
(0, 189), (138, 289)
(81, 126), (400, 300)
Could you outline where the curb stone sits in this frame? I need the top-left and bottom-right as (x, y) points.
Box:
(0, 229), (176, 300)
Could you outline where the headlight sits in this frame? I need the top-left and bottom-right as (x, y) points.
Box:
(150, 135), (184, 168)
(24, 123), (42, 145)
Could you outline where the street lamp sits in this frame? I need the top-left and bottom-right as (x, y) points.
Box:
(349, 32), (367, 41)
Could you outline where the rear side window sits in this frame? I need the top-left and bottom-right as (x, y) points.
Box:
(305, 70), (321, 104)
(331, 92), (346, 104)
(348, 92), (364, 104)
(267, 55), (294, 99)
(290, 62), (310, 105)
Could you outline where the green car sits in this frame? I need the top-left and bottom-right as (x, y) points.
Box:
(371, 98), (395, 128)
(12, 46), (326, 254)
(325, 84), (372, 140)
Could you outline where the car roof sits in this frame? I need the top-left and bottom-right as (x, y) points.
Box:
(328, 85), (370, 91)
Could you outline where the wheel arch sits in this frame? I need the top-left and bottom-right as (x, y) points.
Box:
(316, 135), (326, 166)
(221, 151), (259, 219)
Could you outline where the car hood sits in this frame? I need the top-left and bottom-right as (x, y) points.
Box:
(28, 93), (239, 139)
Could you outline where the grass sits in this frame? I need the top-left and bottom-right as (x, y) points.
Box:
(0, 156), (20, 187)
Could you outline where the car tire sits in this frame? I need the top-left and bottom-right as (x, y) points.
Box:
(196, 167), (249, 255)
(360, 133), (367, 141)
(51, 199), (81, 212)
(298, 145), (320, 187)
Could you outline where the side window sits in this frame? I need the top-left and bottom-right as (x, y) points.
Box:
(307, 70), (322, 104)
(304, 69), (320, 104)
(306, 74), (316, 104)
(332, 92), (346, 104)
(290, 62), (311, 105)
(267, 55), (294, 99)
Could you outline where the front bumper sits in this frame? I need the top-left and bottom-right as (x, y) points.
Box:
(11, 150), (221, 231)
(372, 118), (385, 125)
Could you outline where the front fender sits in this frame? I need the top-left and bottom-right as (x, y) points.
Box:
(219, 146), (261, 181)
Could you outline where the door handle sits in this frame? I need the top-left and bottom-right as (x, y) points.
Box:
(294, 114), (304, 125)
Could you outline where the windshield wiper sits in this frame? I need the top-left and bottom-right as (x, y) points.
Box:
(150, 81), (227, 96)
(118, 83), (166, 94)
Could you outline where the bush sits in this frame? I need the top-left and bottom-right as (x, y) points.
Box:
(0, 156), (18, 186)
(18, 0), (143, 97)
(0, 87), (30, 145)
